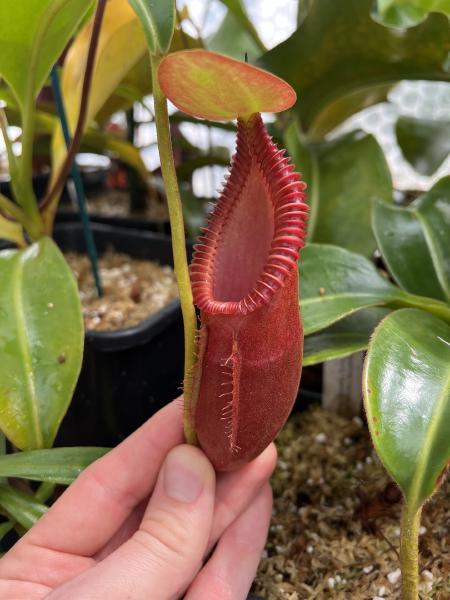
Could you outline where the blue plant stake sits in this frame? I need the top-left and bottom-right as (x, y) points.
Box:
(50, 66), (103, 297)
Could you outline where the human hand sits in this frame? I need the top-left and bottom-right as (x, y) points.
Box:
(0, 399), (276, 600)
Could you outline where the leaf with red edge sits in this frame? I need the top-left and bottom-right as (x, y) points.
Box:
(158, 49), (296, 121)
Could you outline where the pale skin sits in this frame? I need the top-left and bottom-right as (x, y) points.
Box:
(0, 400), (276, 600)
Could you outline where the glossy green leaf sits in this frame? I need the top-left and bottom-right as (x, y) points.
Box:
(0, 238), (84, 450)
(373, 0), (450, 27)
(300, 244), (401, 335)
(0, 0), (93, 109)
(373, 178), (450, 302)
(396, 116), (450, 176)
(286, 124), (392, 255)
(261, 0), (450, 136)
(299, 243), (450, 335)
(0, 447), (108, 485)
(363, 308), (450, 510)
(128, 0), (175, 54)
(303, 307), (390, 366)
(0, 484), (47, 529)
(217, 0), (266, 53)
(158, 50), (296, 121)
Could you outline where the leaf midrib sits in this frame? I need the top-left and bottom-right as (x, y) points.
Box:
(407, 362), (450, 511)
(301, 291), (392, 307)
(414, 207), (450, 302)
(12, 254), (43, 448)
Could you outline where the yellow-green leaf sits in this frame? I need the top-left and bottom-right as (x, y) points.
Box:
(51, 0), (149, 186)
(0, 238), (83, 450)
(0, 215), (25, 247)
(0, 0), (93, 109)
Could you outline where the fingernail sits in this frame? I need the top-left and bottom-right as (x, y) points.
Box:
(164, 447), (205, 503)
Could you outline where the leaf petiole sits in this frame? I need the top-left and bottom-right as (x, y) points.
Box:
(400, 503), (421, 600)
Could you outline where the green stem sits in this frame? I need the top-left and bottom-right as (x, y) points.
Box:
(150, 53), (198, 445)
(400, 503), (421, 600)
(0, 193), (25, 222)
(0, 109), (18, 179)
(0, 193), (42, 241)
(18, 73), (44, 237)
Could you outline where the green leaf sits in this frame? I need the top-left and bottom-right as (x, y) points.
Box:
(0, 238), (84, 450)
(0, 520), (14, 541)
(286, 124), (392, 255)
(372, 178), (450, 303)
(0, 214), (25, 247)
(2, 90), (149, 184)
(0, 0), (93, 109)
(129, 0), (175, 54)
(0, 484), (47, 529)
(363, 308), (450, 511)
(303, 307), (390, 366)
(299, 243), (450, 335)
(396, 116), (450, 176)
(260, 0), (450, 136)
(300, 244), (401, 334)
(207, 10), (263, 61)
(217, 0), (266, 53)
(373, 0), (450, 27)
(0, 447), (108, 485)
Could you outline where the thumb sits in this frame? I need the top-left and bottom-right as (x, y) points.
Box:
(51, 445), (216, 600)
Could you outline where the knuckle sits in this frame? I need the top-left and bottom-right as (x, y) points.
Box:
(136, 507), (196, 564)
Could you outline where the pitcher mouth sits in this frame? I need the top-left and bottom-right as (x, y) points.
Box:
(189, 113), (309, 316)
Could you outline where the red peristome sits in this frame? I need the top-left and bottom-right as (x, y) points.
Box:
(190, 113), (308, 471)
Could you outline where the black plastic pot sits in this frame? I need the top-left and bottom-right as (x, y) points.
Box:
(54, 223), (189, 447)
(55, 208), (170, 235)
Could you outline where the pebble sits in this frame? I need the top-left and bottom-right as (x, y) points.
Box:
(306, 545), (314, 554)
(278, 460), (288, 470)
(344, 436), (352, 446)
(421, 570), (433, 581)
(363, 565), (374, 574)
(419, 526), (427, 535)
(378, 585), (387, 596)
(365, 456), (374, 464)
(327, 577), (335, 589)
(352, 416), (363, 427)
(387, 568), (401, 584)
(315, 432), (327, 444)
